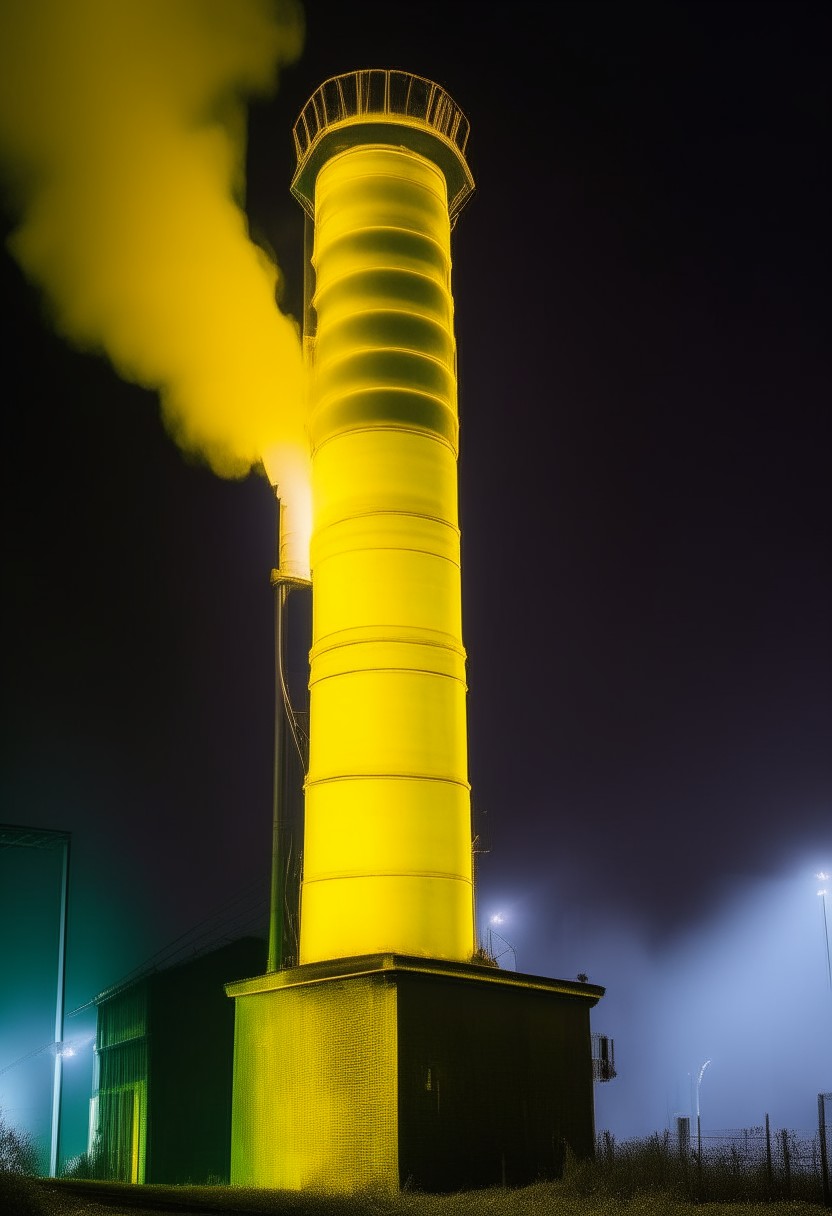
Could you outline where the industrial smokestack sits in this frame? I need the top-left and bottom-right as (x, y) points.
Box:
(293, 69), (476, 965)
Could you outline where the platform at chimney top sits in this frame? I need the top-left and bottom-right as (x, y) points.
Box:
(226, 955), (603, 1193)
(290, 69), (475, 222)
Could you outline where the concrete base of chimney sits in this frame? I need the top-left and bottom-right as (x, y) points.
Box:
(226, 954), (603, 1193)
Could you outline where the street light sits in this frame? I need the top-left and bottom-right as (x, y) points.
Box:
(696, 1058), (711, 1157)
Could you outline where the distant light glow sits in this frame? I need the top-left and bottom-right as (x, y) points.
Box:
(490, 914), (505, 925)
(588, 864), (832, 1138)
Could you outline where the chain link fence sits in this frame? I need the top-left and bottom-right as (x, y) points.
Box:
(561, 1103), (832, 1205)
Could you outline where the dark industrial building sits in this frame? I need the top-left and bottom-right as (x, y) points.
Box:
(91, 936), (265, 1184)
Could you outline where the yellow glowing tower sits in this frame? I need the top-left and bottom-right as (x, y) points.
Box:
(228, 71), (605, 1194)
(297, 72), (475, 965)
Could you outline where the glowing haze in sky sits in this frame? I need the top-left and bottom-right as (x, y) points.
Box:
(480, 862), (832, 1136)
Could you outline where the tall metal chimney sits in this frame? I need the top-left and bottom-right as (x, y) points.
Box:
(292, 70), (475, 965)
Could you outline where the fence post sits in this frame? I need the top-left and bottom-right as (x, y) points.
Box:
(676, 1116), (690, 1159)
(765, 1113), (772, 1195)
(820, 1093), (831, 1208)
(781, 1128), (791, 1198)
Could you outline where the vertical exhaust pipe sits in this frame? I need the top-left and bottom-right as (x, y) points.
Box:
(267, 494), (310, 972)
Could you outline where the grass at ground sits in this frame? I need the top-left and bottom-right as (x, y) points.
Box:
(32, 1179), (830, 1216)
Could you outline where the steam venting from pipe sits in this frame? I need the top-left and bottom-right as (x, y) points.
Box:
(0, 0), (310, 573)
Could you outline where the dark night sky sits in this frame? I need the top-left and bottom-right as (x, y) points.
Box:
(1, 0), (830, 1157)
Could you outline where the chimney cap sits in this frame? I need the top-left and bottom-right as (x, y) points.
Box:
(291, 69), (474, 222)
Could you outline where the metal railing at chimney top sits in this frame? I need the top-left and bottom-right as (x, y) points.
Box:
(293, 69), (470, 163)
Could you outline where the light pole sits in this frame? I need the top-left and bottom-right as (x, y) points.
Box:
(818, 872), (832, 1163)
(817, 873), (831, 992)
(0, 824), (71, 1177)
(696, 1058), (711, 1158)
